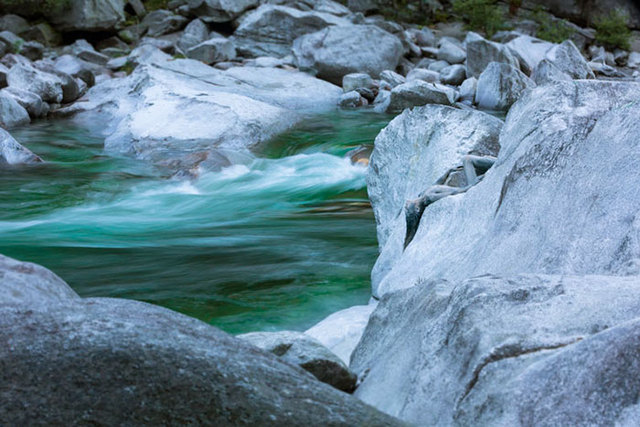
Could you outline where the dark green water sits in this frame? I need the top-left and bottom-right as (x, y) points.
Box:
(0, 110), (390, 334)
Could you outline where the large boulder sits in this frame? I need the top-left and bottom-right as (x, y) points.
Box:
(177, 18), (209, 53)
(544, 40), (595, 80)
(367, 105), (503, 249)
(1, 87), (49, 118)
(232, 5), (348, 58)
(7, 62), (63, 104)
(292, 24), (403, 84)
(506, 35), (555, 75)
(186, 0), (261, 23)
(466, 35), (520, 78)
(371, 80), (640, 297)
(475, 62), (535, 111)
(186, 37), (236, 64)
(0, 128), (41, 165)
(239, 330), (357, 392)
(0, 0), (126, 32)
(0, 92), (29, 128)
(59, 54), (342, 173)
(385, 80), (456, 113)
(351, 274), (640, 425)
(0, 255), (403, 426)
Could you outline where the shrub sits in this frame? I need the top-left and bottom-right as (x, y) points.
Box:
(532, 9), (575, 43)
(595, 9), (631, 50)
(452, 0), (505, 37)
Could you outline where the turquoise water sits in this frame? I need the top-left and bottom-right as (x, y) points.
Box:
(0, 110), (390, 334)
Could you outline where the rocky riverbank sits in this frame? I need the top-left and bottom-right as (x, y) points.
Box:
(2, 0), (640, 424)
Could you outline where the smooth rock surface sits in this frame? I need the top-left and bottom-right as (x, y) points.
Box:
(186, 0), (260, 23)
(373, 80), (640, 296)
(352, 274), (640, 425)
(1, 87), (48, 118)
(368, 105), (503, 248)
(7, 63), (63, 104)
(0, 92), (29, 128)
(475, 62), (534, 111)
(386, 80), (456, 113)
(466, 35), (519, 78)
(232, 5), (348, 58)
(186, 37), (236, 64)
(293, 24), (403, 84)
(0, 128), (41, 165)
(239, 330), (358, 392)
(544, 40), (595, 80)
(506, 35), (555, 74)
(439, 64), (466, 85)
(437, 39), (466, 64)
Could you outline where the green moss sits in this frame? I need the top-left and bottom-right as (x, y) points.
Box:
(594, 9), (631, 50)
(532, 8), (575, 43)
(451, 0), (505, 37)
(143, 0), (170, 11)
(2, 0), (70, 14)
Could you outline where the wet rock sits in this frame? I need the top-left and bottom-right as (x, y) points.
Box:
(186, 37), (236, 64)
(437, 39), (466, 64)
(367, 105), (502, 248)
(475, 62), (534, 111)
(233, 5), (349, 58)
(386, 80), (455, 113)
(0, 255), (403, 426)
(466, 34), (520, 78)
(292, 24), (403, 84)
(239, 330), (358, 392)
(439, 64), (466, 85)
(0, 128), (39, 165)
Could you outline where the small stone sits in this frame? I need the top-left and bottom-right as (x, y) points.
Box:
(340, 90), (367, 108)
(439, 64), (466, 86)
(342, 73), (374, 92)
(380, 69), (406, 88)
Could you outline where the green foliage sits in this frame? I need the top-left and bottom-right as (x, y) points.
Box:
(594, 9), (631, 50)
(11, 39), (23, 54)
(532, 8), (575, 43)
(451, 0), (505, 37)
(143, 0), (170, 11)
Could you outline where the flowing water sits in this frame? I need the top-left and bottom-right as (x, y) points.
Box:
(0, 110), (391, 334)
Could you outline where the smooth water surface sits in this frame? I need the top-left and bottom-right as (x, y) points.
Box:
(0, 110), (390, 334)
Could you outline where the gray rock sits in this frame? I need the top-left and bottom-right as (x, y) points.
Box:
(347, 0), (378, 13)
(0, 53), (30, 69)
(306, 304), (376, 365)
(7, 63), (63, 104)
(0, 14), (29, 35)
(380, 69), (405, 88)
(386, 80), (456, 113)
(0, 30), (21, 52)
(19, 41), (44, 61)
(368, 105), (502, 248)
(0, 0), (125, 33)
(0, 255), (403, 426)
(186, 37), (236, 64)
(437, 39), (466, 64)
(233, 5), (349, 58)
(588, 61), (626, 78)
(506, 35), (555, 74)
(628, 51), (640, 69)
(439, 64), (466, 86)
(293, 24), (403, 84)
(0, 63), (7, 87)
(545, 40), (595, 80)
(63, 39), (110, 66)
(59, 59), (342, 172)
(142, 10), (188, 37)
(34, 61), (81, 104)
(476, 62), (535, 111)
(1, 87), (48, 118)
(53, 55), (100, 87)
(186, 0), (260, 23)
(406, 68), (439, 83)
(0, 92), (29, 128)
(427, 59), (450, 73)
(372, 80), (640, 296)
(410, 27), (436, 47)
(531, 59), (572, 85)
(127, 44), (172, 67)
(177, 18), (209, 53)
(342, 72), (373, 92)
(372, 89), (390, 112)
(466, 35), (520, 78)
(458, 77), (477, 103)
(0, 128), (40, 164)
(238, 330), (358, 392)
(19, 22), (62, 47)
(339, 90), (366, 107)
(352, 274), (640, 425)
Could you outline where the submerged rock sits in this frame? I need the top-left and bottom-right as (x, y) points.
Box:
(372, 80), (640, 296)
(352, 274), (640, 425)
(292, 24), (403, 84)
(0, 254), (403, 426)
(239, 330), (358, 392)
(0, 128), (41, 164)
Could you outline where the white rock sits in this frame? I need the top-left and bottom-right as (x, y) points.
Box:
(476, 62), (535, 111)
(386, 80), (456, 113)
(0, 127), (40, 164)
(437, 39), (466, 64)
